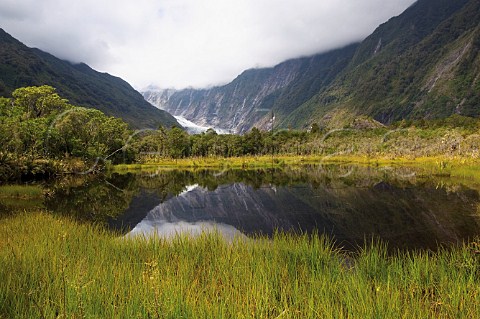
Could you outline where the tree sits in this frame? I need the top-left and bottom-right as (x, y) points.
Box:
(50, 107), (130, 161)
(12, 85), (69, 118)
(167, 127), (190, 158)
(134, 127), (168, 160)
(243, 127), (264, 155)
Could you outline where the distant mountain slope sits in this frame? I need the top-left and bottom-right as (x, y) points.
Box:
(145, 0), (479, 132)
(145, 44), (358, 133)
(281, 0), (480, 127)
(0, 28), (178, 129)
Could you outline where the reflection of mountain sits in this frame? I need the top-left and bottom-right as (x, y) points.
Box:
(125, 180), (480, 251)
(126, 185), (246, 240)
(40, 167), (480, 251)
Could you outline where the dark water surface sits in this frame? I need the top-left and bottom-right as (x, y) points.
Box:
(2, 165), (480, 251)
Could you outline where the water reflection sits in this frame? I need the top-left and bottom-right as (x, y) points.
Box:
(125, 184), (246, 240)
(119, 172), (480, 251)
(2, 165), (480, 251)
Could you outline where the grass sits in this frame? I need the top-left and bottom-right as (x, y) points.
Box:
(0, 185), (43, 199)
(0, 185), (44, 212)
(0, 212), (479, 318)
(112, 154), (480, 177)
(113, 156), (291, 171)
(111, 154), (396, 171)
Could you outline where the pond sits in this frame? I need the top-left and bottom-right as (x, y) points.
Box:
(2, 164), (480, 251)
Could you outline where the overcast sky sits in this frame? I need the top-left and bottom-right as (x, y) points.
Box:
(1, 0), (416, 90)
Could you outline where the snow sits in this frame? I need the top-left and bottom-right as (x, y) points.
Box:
(174, 115), (231, 135)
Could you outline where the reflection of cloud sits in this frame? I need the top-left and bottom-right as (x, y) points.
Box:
(127, 218), (246, 241)
(178, 184), (199, 197)
(126, 188), (246, 241)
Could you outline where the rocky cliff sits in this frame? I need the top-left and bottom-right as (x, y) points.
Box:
(144, 0), (479, 132)
(145, 44), (358, 133)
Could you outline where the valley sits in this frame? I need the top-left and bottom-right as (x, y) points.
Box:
(143, 0), (479, 133)
(1, 0), (480, 318)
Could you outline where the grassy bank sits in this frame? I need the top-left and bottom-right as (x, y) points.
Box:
(113, 155), (296, 171)
(112, 154), (480, 177)
(1, 212), (479, 318)
(0, 185), (45, 214)
(0, 185), (44, 199)
(111, 154), (401, 171)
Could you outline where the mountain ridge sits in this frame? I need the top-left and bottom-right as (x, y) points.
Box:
(145, 43), (359, 133)
(0, 28), (179, 129)
(144, 0), (479, 132)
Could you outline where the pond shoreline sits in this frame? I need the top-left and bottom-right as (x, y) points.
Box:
(3, 161), (480, 249)
(2, 161), (480, 317)
(111, 154), (480, 181)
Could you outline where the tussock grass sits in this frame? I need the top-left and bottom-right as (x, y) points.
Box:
(0, 212), (479, 318)
(113, 154), (480, 180)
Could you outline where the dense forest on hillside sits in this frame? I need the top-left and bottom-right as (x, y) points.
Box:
(0, 28), (178, 129)
(282, 0), (480, 128)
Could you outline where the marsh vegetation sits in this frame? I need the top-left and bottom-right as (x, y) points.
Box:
(2, 86), (480, 318)
(0, 212), (479, 318)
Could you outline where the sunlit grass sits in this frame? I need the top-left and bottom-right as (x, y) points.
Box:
(113, 154), (480, 175)
(0, 212), (479, 318)
(113, 155), (291, 171)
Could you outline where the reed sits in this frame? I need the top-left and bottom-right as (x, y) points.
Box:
(0, 212), (479, 318)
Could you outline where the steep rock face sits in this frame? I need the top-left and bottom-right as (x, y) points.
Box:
(145, 0), (479, 132)
(144, 44), (358, 133)
(150, 60), (303, 133)
(142, 87), (177, 110)
(0, 29), (179, 129)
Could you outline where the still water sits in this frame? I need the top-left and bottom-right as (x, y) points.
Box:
(2, 165), (480, 251)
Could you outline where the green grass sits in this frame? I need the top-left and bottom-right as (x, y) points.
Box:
(0, 185), (43, 199)
(113, 156), (291, 171)
(0, 212), (479, 318)
(110, 154), (428, 171)
(0, 185), (44, 212)
(112, 154), (480, 175)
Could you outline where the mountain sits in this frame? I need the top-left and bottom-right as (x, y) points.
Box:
(145, 44), (358, 133)
(145, 0), (479, 132)
(0, 28), (179, 129)
(142, 86), (177, 110)
(284, 0), (480, 127)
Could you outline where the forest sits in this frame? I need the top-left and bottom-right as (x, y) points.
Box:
(2, 85), (480, 181)
(2, 86), (480, 319)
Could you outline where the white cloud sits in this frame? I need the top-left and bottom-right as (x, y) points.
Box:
(1, 0), (416, 89)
